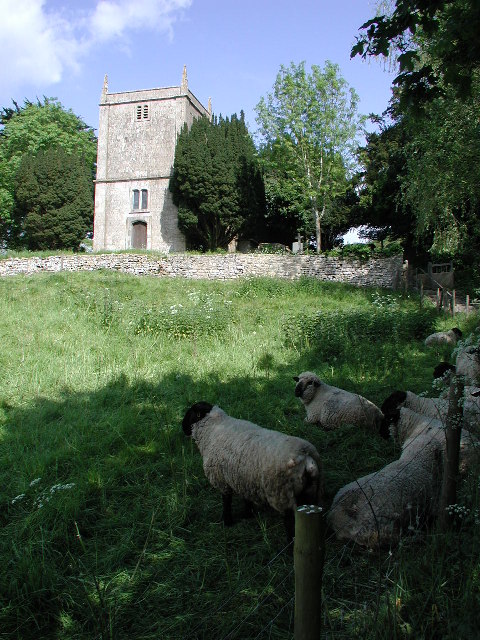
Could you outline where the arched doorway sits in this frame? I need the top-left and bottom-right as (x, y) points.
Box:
(132, 221), (147, 249)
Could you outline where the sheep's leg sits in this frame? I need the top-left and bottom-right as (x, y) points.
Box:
(242, 499), (254, 519)
(222, 492), (234, 526)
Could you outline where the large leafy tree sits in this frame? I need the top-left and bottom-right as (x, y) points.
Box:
(13, 147), (94, 250)
(352, 1), (480, 259)
(255, 61), (364, 252)
(169, 113), (265, 251)
(353, 115), (418, 255)
(352, 0), (480, 108)
(401, 82), (480, 259)
(0, 98), (96, 244)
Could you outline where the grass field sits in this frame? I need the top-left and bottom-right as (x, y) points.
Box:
(0, 271), (479, 639)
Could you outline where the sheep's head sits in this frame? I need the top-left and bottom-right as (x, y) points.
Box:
(380, 390), (407, 416)
(452, 327), (463, 338)
(433, 361), (455, 380)
(182, 402), (213, 436)
(293, 372), (321, 403)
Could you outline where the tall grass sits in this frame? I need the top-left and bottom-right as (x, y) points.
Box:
(0, 271), (479, 639)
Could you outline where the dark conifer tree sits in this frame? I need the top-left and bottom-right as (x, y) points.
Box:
(13, 147), (93, 250)
(170, 114), (266, 251)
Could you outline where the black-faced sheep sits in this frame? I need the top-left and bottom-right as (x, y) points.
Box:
(327, 407), (478, 548)
(381, 387), (480, 433)
(433, 361), (456, 380)
(381, 390), (448, 422)
(293, 371), (386, 437)
(182, 402), (323, 543)
(425, 327), (462, 347)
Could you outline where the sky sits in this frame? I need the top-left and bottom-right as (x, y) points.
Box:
(0, 0), (396, 139)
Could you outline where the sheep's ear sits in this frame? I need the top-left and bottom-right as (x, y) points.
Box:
(293, 376), (299, 382)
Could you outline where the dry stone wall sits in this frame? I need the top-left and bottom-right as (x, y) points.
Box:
(0, 253), (403, 289)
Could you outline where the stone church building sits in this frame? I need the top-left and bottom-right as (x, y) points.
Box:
(93, 68), (211, 252)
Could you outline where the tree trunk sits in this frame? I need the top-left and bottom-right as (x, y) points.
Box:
(314, 207), (321, 253)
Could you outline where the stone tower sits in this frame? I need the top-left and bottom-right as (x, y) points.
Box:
(93, 68), (211, 252)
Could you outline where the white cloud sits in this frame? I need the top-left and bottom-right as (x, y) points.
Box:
(90, 0), (192, 43)
(0, 0), (192, 95)
(0, 0), (81, 91)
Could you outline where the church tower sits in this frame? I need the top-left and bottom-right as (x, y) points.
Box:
(93, 68), (211, 252)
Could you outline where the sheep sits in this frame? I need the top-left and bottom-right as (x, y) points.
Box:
(456, 345), (480, 385)
(327, 407), (478, 548)
(425, 327), (462, 347)
(293, 371), (386, 437)
(182, 402), (323, 543)
(433, 361), (456, 380)
(381, 390), (448, 422)
(381, 386), (480, 433)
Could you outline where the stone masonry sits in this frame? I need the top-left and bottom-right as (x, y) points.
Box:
(0, 253), (403, 289)
(93, 68), (210, 253)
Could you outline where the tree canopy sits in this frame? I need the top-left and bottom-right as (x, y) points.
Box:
(352, 0), (480, 108)
(169, 113), (265, 251)
(0, 98), (97, 246)
(353, 0), (480, 265)
(255, 61), (364, 251)
(13, 147), (94, 250)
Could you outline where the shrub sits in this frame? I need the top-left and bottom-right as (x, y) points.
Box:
(284, 305), (437, 357)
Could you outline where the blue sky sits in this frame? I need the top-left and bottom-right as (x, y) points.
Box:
(1, 0), (396, 138)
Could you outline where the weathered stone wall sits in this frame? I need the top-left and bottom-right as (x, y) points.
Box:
(0, 253), (403, 289)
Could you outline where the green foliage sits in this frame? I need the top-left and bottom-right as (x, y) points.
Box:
(352, 0), (480, 107)
(169, 112), (266, 251)
(401, 79), (480, 258)
(13, 147), (93, 250)
(134, 291), (233, 339)
(284, 299), (437, 358)
(0, 98), (96, 242)
(326, 241), (403, 260)
(352, 1), (480, 262)
(255, 61), (365, 251)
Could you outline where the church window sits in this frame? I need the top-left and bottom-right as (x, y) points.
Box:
(135, 104), (150, 121)
(132, 188), (148, 211)
(132, 189), (139, 210)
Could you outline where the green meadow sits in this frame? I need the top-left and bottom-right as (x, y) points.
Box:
(1, 271), (479, 639)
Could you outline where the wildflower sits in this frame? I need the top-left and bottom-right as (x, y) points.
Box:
(29, 477), (41, 487)
(11, 493), (26, 504)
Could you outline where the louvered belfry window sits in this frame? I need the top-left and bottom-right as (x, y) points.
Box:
(135, 104), (149, 121)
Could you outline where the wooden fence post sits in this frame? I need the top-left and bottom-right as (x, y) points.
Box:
(294, 505), (325, 640)
(438, 374), (465, 531)
(452, 290), (456, 317)
(466, 294), (470, 315)
(420, 281), (424, 308)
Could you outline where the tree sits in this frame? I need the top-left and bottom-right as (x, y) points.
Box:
(255, 61), (364, 252)
(353, 1), (480, 261)
(353, 115), (418, 257)
(352, 0), (480, 108)
(0, 98), (96, 244)
(13, 147), (93, 250)
(401, 82), (480, 258)
(169, 113), (265, 251)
